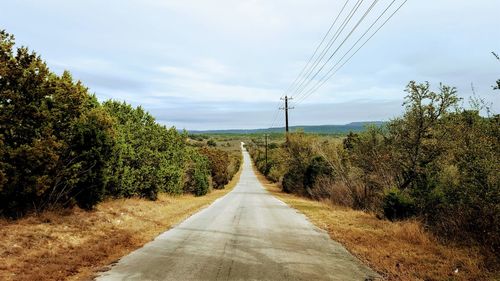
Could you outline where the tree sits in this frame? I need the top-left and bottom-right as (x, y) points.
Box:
(103, 100), (189, 199)
(199, 147), (230, 188)
(388, 82), (460, 192)
(0, 30), (115, 215)
(282, 133), (315, 194)
(183, 148), (210, 196)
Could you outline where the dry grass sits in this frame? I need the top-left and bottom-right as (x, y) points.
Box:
(254, 167), (499, 281)
(0, 165), (242, 281)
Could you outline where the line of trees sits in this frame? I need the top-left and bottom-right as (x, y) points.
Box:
(248, 81), (499, 260)
(0, 30), (240, 218)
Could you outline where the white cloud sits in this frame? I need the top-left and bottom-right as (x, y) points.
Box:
(152, 78), (280, 103)
(2, 0), (498, 130)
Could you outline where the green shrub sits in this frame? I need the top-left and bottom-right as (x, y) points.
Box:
(247, 81), (499, 258)
(282, 170), (304, 194)
(382, 188), (416, 221)
(0, 30), (207, 217)
(103, 101), (188, 199)
(268, 142), (279, 149)
(267, 166), (281, 183)
(0, 30), (115, 215)
(304, 156), (332, 191)
(207, 139), (217, 147)
(183, 149), (210, 196)
(68, 107), (115, 209)
(199, 147), (230, 189)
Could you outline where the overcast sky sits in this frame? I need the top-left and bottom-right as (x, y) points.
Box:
(1, 0), (499, 130)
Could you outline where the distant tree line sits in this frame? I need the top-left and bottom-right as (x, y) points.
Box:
(0, 30), (240, 218)
(248, 81), (499, 259)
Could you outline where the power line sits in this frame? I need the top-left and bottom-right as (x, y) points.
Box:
(282, 0), (351, 98)
(295, 0), (408, 105)
(270, 0), (353, 131)
(289, 0), (365, 100)
(292, 0), (380, 101)
(295, 0), (399, 105)
(269, 0), (408, 131)
(269, 101), (281, 128)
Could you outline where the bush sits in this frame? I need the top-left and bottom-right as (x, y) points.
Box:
(383, 188), (416, 220)
(183, 149), (210, 196)
(103, 101), (190, 199)
(0, 30), (115, 215)
(267, 165), (282, 183)
(0, 30), (213, 217)
(304, 156), (332, 194)
(282, 170), (304, 194)
(268, 142), (279, 149)
(207, 139), (217, 147)
(68, 107), (115, 209)
(248, 81), (499, 259)
(199, 147), (230, 189)
(227, 153), (242, 181)
(281, 133), (315, 195)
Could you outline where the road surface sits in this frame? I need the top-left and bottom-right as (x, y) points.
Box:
(96, 145), (380, 281)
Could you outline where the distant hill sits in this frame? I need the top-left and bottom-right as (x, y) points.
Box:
(189, 121), (386, 135)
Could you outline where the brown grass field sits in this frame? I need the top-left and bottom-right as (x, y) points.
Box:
(0, 165), (242, 281)
(254, 166), (499, 281)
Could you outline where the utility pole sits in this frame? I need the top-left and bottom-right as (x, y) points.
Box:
(264, 134), (269, 170)
(280, 96), (294, 138)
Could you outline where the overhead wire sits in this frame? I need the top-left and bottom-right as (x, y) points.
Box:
(269, 101), (282, 128)
(290, 0), (365, 100)
(282, 0), (352, 98)
(268, 0), (408, 129)
(295, 0), (408, 105)
(269, 0), (351, 129)
(270, 0), (365, 130)
(294, 0), (398, 105)
(292, 0), (380, 102)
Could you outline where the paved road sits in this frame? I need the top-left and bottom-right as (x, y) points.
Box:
(96, 145), (380, 281)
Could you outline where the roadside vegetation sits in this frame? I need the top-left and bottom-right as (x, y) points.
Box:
(257, 173), (496, 281)
(0, 30), (241, 218)
(0, 167), (242, 281)
(0, 29), (244, 280)
(248, 81), (499, 278)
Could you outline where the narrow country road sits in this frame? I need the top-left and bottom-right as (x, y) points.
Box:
(96, 145), (380, 281)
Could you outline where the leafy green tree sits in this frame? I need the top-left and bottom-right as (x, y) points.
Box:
(435, 110), (500, 254)
(0, 30), (115, 215)
(103, 100), (189, 199)
(183, 148), (210, 196)
(344, 126), (396, 210)
(0, 29), (224, 217)
(67, 106), (115, 209)
(388, 82), (460, 197)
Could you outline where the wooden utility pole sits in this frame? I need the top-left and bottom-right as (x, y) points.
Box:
(280, 96), (294, 139)
(264, 134), (269, 169)
(285, 96), (289, 133)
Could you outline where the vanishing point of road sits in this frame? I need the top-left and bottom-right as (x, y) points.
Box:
(97, 144), (380, 281)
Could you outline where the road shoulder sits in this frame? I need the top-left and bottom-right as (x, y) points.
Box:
(252, 163), (496, 281)
(0, 166), (242, 281)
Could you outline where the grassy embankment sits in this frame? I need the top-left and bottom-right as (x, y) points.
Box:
(0, 155), (242, 281)
(253, 165), (499, 281)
